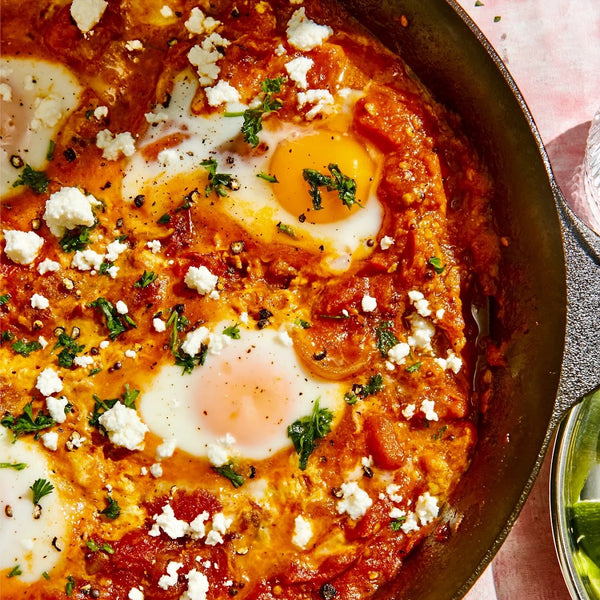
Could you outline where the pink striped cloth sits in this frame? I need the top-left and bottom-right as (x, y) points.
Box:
(456, 1), (600, 598)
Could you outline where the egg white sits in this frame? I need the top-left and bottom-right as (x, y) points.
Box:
(0, 428), (70, 581)
(123, 70), (384, 273)
(0, 57), (82, 197)
(140, 324), (346, 461)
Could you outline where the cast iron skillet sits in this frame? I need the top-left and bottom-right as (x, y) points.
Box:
(336, 0), (600, 598)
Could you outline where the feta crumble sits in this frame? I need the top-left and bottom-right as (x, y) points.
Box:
(146, 239), (162, 253)
(3, 230), (44, 265)
(38, 258), (60, 275)
(387, 342), (410, 365)
(70, 0), (108, 34)
(415, 492), (439, 525)
(407, 314), (435, 352)
(41, 431), (59, 451)
(180, 326), (210, 356)
(286, 7), (333, 51)
(361, 293), (377, 313)
(297, 89), (334, 119)
(285, 56), (314, 89)
(180, 569), (209, 600)
(153, 317), (167, 332)
(187, 511), (209, 540)
(188, 33), (231, 86)
(402, 403), (416, 420)
(434, 350), (463, 374)
(45, 395), (69, 423)
(205, 80), (240, 107)
(380, 235), (395, 250)
(97, 402), (148, 450)
(125, 40), (143, 51)
(292, 515), (313, 548)
(43, 186), (98, 238)
(71, 249), (104, 272)
(115, 300), (128, 314)
(36, 368), (63, 397)
(420, 399), (439, 422)
(158, 560), (183, 589)
(96, 129), (136, 160)
(160, 5), (174, 18)
(149, 504), (188, 539)
(94, 105), (108, 119)
(336, 481), (373, 520)
(185, 7), (220, 35)
(128, 588), (144, 600)
(104, 240), (128, 262)
(73, 355), (94, 368)
(184, 265), (218, 295)
(207, 433), (236, 467)
(408, 289), (431, 317)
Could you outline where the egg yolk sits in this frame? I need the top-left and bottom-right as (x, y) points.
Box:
(195, 347), (299, 449)
(270, 130), (376, 224)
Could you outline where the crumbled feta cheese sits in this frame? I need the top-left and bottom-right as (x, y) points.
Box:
(285, 56), (313, 89)
(188, 33), (231, 87)
(158, 560), (183, 589)
(185, 7), (220, 35)
(38, 336), (48, 349)
(157, 148), (181, 167)
(153, 317), (166, 332)
(205, 530), (224, 546)
(292, 515), (313, 548)
(0, 82), (12, 101)
(402, 403), (416, 420)
(156, 438), (176, 459)
(415, 492), (439, 526)
(115, 300), (128, 315)
(385, 484), (403, 503)
(361, 293), (377, 313)
(124, 349), (137, 359)
(97, 402), (148, 450)
(36, 369), (63, 397)
(43, 186), (98, 238)
(145, 111), (168, 124)
(30, 293), (49, 310)
(149, 504), (188, 539)
(45, 395), (68, 423)
(184, 265), (218, 295)
(408, 290), (431, 317)
(420, 399), (438, 422)
(96, 129), (136, 160)
(336, 481), (373, 520)
(41, 431), (59, 451)
(187, 511), (209, 540)
(94, 105), (108, 119)
(106, 265), (119, 278)
(150, 463), (163, 478)
(434, 350), (463, 374)
(125, 39), (143, 52)
(277, 330), (293, 347)
(435, 308), (446, 320)
(407, 314), (435, 352)
(160, 5), (174, 18)
(380, 236), (395, 250)
(99, 340), (110, 349)
(239, 312), (249, 324)
(104, 240), (128, 262)
(181, 326), (210, 356)
(71, 249), (104, 272)
(70, 0), (108, 33)
(38, 258), (60, 275)
(3, 230), (44, 265)
(30, 95), (64, 130)
(146, 239), (162, 253)
(274, 43), (286, 56)
(207, 433), (236, 467)
(387, 342), (410, 365)
(205, 80), (240, 107)
(211, 512), (232, 535)
(286, 7), (333, 51)
(128, 587), (144, 600)
(73, 355), (94, 368)
(180, 569), (209, 600)
(297, 89), (334, 119)
(401, 511), (419, 534)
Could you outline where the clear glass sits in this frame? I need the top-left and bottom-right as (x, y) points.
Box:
(551, 389), (600, 600)
(584, 107), (600, 233)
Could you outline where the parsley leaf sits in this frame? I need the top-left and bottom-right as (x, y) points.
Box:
(89, 385), (139, 430)
(11, 338), (42, 357)
(99, 495), (120, 519)
(0, 293), (11, 305)
(405, 362), (422, 373)
(8, 565), (22, 578)
(157, 213), (172, 224)
(225, 77), (284, 147)
(0, 462), (28, 470)
(201, 158), (235, 198)
(134, 270), (158, 288)
(30, 478), (54, 504)
(66, 575), (75, 597)
(222, 323), (241, 339)
(174, 347), (207, 374)
(12, 165), (49, 194)
(257, 172), (278, 183)
(59, 225), (95, 253)
(390, 515), (407, 531)
(1, 402), (55, 440)
(375, 321), (399, 357)
(428, 257), (446, 274)
(212, 462), (244, 488)
(276, 222), (296, 238)
(86, 540), (114, 554)
(302, 164), (360, 211)
(88, 297), (136, 340)
(287, 398), (333, 470)
(53, 332), (85, 368)
(345, 374), (384, 404)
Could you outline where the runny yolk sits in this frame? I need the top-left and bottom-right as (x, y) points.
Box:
(194, 346), (296, 449)
(269, 130), (376, 224)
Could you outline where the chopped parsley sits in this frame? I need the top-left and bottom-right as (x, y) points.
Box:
(345, 373), (384, 404)
(0, 293), (11, 305)
(98, 261), (114, 276)
(66, 575), (75, 597)
(287, 398), (333, 470)
(257, 172), (278, 183)
(86, 540), (114, 554)
(99, 495), (121, 519)
(222, 323), (241, 339)
(1, 402), (55, 440)
(201, 158), (235, 198)
(30, 478), (54, 504)
(134, 270), (158, 288)
(90, 385), (139, 429)
(212, 462), (244, 488)
(390, 515), (407, 531)
(405, 361), (422, 373)
(8, 565), (22, 578)
(0, 462), (28, 470)
(157, 213), (172, 224)
(59, 225), (95, 253)
(174, 348), (207, 374)
(432, 425), (448, 440)
(428, 256), (446, 274)
(53, 332), (85, 368)
(276, 222), (296, 238)
(46, 140), (55, 161)
(225, 77), (284, 147)
(88, 297), (136, 340)
(302, 164), (360, 211)
(11, 338), (42, 357)
(165, 306), (206, 374)
(294, 318), (311, 329)
(375, 321), (399, 357)
(12, 164), (49, 194)
(1, 331), (15, 343)
(494, 15), (501, 22)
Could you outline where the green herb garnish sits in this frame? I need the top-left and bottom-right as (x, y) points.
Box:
(88, 297), (135, 340)
(302, 164), (360, 211)
(390, 515), (407, 531)
(157, 213), (172, 224)
(1, 402), (55, 440)
(12, 165), (49, 194)
(0, 462), (28, 470)
(287, 398), (333, 470)
(405, 362), (422, 373)
(11, 338), (42, 357)
(86, 540), (115, 554)
(90, 385), (139, 429)
(294, 318), (311, 329)
(59, 225), (94, 253)
(0, 293), (11, 305)
(53, 332), (85, 368)
(134, 270), (157, 288)
(375, 321), (399, 357)
(212, 462), (244, 488)
(257, 172), (278, 183)
(428, 257), (446, 274)
(276, 222), (296, 238)
(201, 158), (235, 198)
(222, 323), (241, 339)
(99, 495), (121, 519)
(363, 373), (384, 395)
(66, 575), (75, 597)
(46, 140), (55, 161)
(8, 565), (22, 578)
(30, 478), (54, 504)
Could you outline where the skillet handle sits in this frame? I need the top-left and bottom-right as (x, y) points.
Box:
(553, 181), (600, 421)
